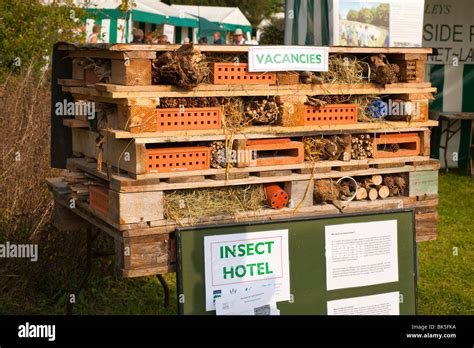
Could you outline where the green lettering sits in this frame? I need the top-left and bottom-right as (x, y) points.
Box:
(316, 54), (322, 64)
(265, 262), (273, 275)
(235, 265), (246, 278)
(265, 241), (274, 253)
(220, 246), (223, 259)
(265, 54), (273, 64)
(291, 53), (299, 63)
(237, 244), (246, 257)
(310, 54), (316, 64)
(282, 54), (291, 63)
(256, 54), (265, 64)
(274, 54), (282, 64)
(255, 242), (265, 254)
(246, 243), (255, 256)
(225, 245), (235, 258)
(300, 54), (307, 63)
(223, 266), (234, 279)
(247, 263), (257, 276)
(257, 262), (265, 275)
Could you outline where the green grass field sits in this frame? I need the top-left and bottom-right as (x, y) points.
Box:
(0, 172), (472, 315)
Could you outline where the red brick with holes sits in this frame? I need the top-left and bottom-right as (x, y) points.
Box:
(145, 146), (211, 173)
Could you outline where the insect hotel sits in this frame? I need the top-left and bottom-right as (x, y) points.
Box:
(47, 43), (439, 311)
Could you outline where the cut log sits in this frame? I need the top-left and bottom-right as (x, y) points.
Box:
(371, 175), (383, 186)
(377, 185), (390, 199)
(367, 188), (378, 201)
(355, 187), (368, 200)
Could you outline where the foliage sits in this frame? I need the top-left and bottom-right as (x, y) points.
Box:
(0, 0), (87, 76)
(346, 4), (389, 27)
(258, 17), (284, 45)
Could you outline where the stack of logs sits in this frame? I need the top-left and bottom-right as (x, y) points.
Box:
(351, 134), (373, 159)
(355, 174), (407, 201)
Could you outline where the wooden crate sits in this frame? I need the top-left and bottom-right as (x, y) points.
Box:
(89, 185), (109, 216)
(209, 62), (276, 85)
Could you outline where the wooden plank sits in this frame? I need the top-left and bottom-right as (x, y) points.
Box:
(409, 170), (439, 197)
(108, 189), (164, 225)
(109, 121), (439, 141)
(105, 44), (432, 55)
(91, 83), (436, 99)
(71, 128), (147, 175)
(254, 170), (293, 177)
(67, 49), (156, 60)
(63, 119), (89, 128)
(111, 59), (152, 86)
(58, 78), (84, 87)
(284, 180), (314, 208)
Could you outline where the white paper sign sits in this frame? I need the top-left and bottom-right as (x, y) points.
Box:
(215, 287), (280, 316)
(325, 220), (398, 291)
(163, 24), (175, 43)
(248, 46), (329, 72)
(327, 291), (400, 315)
(204, 230), (290, 311)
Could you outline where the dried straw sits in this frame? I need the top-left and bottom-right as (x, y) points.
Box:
(164, 185), (267, 225)
(317, 55), (369, 85)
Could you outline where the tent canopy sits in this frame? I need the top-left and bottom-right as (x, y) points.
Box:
(171, 4), (252, 33)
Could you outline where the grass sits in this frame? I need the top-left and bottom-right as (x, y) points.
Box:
(0, 172), (472, 315)
(417, 171), (474, 315)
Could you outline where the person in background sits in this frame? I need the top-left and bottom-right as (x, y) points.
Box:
(182, 37), (190, 44)
(250, 35), (259, 45)
(157, 35), (169, 44)
(132, 28), (144, 43)
(144, 32), (153, 44)
(213, 32), (223, 45)
(198, 36), (208, 44)
(87, 24), (101, 43)
(233, 28), (248, 45)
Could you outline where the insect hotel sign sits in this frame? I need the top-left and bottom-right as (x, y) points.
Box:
(248, 46), (329, 72)
(204, 230), (290, 311)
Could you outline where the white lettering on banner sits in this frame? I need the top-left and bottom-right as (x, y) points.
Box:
(248, 46), (329, 72)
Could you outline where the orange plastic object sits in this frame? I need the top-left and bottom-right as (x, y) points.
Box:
(156, 107), (222, 131)
(372, 133), (420, 158)
(146, 146), (211, 173)
(89, 185), (109, 216)
(244, 138), (304, 167)
(303, 104), (358, 125)
(265, 184), (288, 210)
(210, 63), (276, 85)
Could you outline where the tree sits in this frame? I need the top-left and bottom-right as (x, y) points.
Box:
(0, 0), (87, 75)
(346, 9), (358, 21)
(258, 17), (284, 45)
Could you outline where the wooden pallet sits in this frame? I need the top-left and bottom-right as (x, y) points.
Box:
(69, 127), (434, 179)
(47, 174), (438, 277)
(59, 43), (432, 87)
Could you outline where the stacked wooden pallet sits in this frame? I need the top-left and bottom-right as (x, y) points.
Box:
(48, 43), (439, 278)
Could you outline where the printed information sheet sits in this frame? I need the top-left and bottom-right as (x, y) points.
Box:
(325, 220), (398, 291)
(327, 291), (400, 315)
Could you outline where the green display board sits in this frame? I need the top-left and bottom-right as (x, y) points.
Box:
(176, 209), (417, 315)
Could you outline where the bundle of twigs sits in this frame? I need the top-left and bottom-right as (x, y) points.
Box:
(351, 134), (373, 160)
(243, 97), (283, 125)
(303, 135), (347, 161)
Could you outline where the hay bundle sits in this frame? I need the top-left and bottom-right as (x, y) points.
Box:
(314, 180), (340, 203)
(152, 43), (209, 88)
(164, 185), (267, 225)
(221, 97), (248, 129)
(313, 55), (369, 85)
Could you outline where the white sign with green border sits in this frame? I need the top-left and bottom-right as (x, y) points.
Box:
(248, 46), (329, 72)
